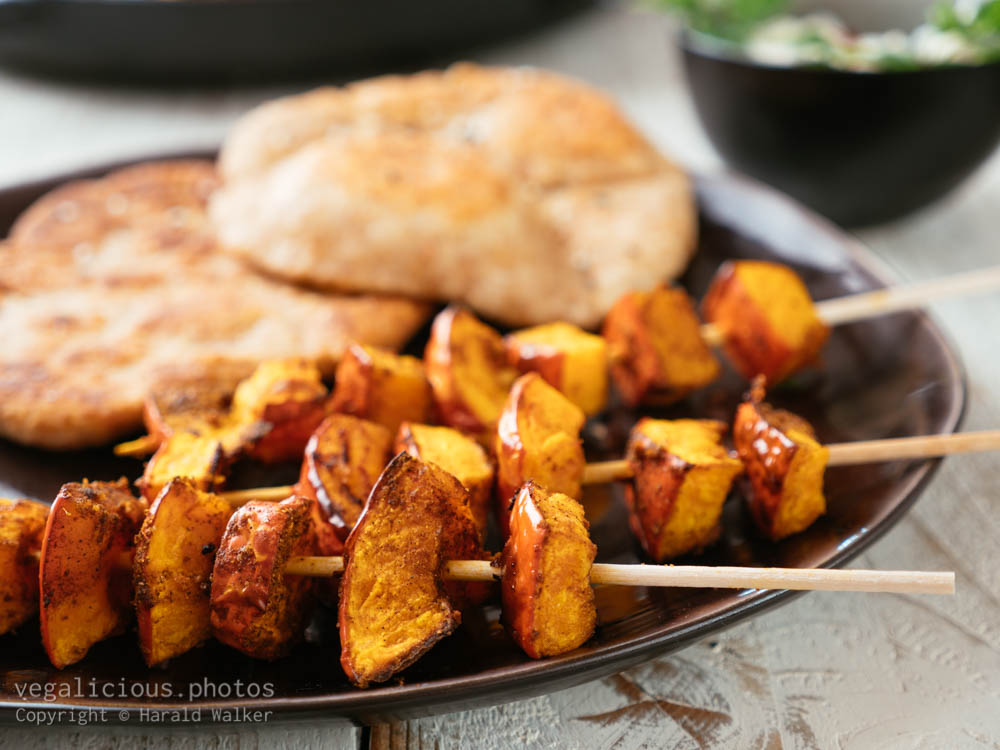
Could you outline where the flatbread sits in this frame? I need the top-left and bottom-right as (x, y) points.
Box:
(0, 160), (429, 450)
(211, 64), (697, 328)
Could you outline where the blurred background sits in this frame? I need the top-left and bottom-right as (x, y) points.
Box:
(0, 0), (998, 223)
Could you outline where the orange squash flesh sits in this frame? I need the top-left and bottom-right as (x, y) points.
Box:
(293, 414), (393, 547)
(133, 478), (233, 667)
(625, 418), (743, 561)
(395, 422), (495, 541)
(732, 380), (830, 540)
(495, 373), (586, 537)
(501, 482), (596, 659)
(504, 322), (609, 416)
(339, 453), (483, 688)
(0, 498), (49, 635)
(603, 285), (721, 407)
(210, 496), (317, 660)
(39, 479), (146, 669)
(424, 306), (517, 441)
(701, 260), (830, 384)
(229, 358), (330, 463)
(330, 343), (434, 435)
(138, 432), (228, 502)
(142, 378), (232, 445)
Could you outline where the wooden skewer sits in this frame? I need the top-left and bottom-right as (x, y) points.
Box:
(825, 430), (1000, 466)
(33, 536), (954, 595)
(700, 264), (1000, 347)
(283, 556), (954, 595)
(220, 485), (295, 504)
(220, 430), (1000, 504)
(114, 434), (159, 457)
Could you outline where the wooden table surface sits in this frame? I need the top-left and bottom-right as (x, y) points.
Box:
(2, 4), (999, 748)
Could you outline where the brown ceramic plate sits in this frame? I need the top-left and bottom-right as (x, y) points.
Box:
(0, 158), (965, 725)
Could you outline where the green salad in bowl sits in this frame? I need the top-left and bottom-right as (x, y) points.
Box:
(655, 0), (1000, 71)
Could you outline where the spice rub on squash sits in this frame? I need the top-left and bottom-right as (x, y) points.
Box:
(339, 453), (483, 688)
(210, 496), (317, 660)
(733, 379), (830, 540)
(702, 260), (829, 384)
(625, 419), (743, 562)
(330, 343), (434, 436)
(294, 414), (393, 547)
(228, 358), (331, 464)
(603, 285), (720, 407)
(133, 478), (233, 667)
(501, 482), (596, 659)
(138, 432), (228, 502)
(0, 498), (49, 636)
(39, 479), (146, 669)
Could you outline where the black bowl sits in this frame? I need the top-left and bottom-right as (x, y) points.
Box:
(680, 32), (1000, 226)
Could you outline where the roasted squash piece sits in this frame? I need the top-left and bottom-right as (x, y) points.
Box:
(133, 478), (233, 667)
(732, 379), (830, 540)
(138, 432), (228, 502)
(142, 378), (232, 445)
(504, 322), (609, 416)
(210, 496), (316, 660)
(293, 414), (392, 544)
(229, 358), (330, 463)
(702, 260), (830, 384)
(603, 285), (721, 407)
(39, 479), (146, 668)
(330, 343), (434, 435)
(424, 306), (517, 440)
(625, 418), (743, 561)
(0, 498), (49, 635)
(339, 453), (481, 688)
(501, 482), (596, 659)
(395, 422), (494, 540)
(495, 373), (586, 537)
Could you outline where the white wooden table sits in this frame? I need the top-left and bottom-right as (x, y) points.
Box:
(2, 5), (999, 748)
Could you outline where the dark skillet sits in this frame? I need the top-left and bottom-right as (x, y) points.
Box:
(0, 0), (591, 83)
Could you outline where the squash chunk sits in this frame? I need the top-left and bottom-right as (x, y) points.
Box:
(138, 432), (227, 502)
(733, 380), (830, 540)
(395, 422), (495, 541)
(495, 373), (585, 537)
(501, 482), (596, 659)
(210, 496), (316, 660)
(294, 414), (393, 544)
(625, 419), (743, 561)
(0, 498), (49, 635)
(133, 478), (233, 666)
(330, 343), (434, 435)
(39, 479), (146, 668)
(702, 260), (830, 384)
(504, 322), (609, 416)
(339, 453), (481, 688)
(142, 378), (232, 445)
(603, 286), (720, 407)
(229, 358), (330, 463)
(424, 306), (517, 440)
